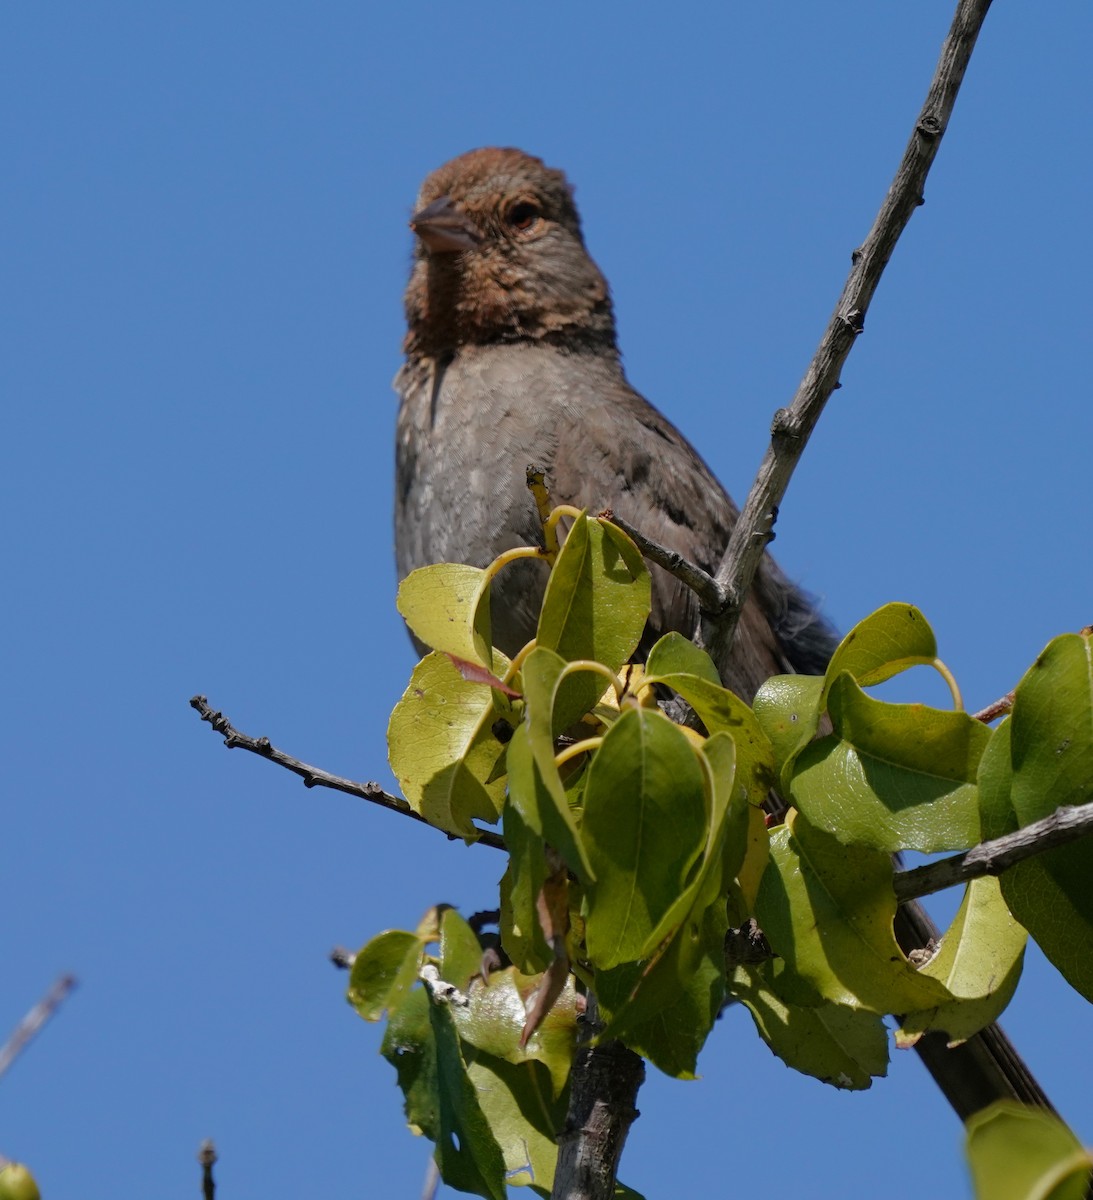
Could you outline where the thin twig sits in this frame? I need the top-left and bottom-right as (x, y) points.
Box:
(604, 511), (725, 612)
(0, 974), (77, 1081)
(188, 695), (506, 852)
(197, 1140), (217, 1200)
(973, 690), (1015, 724)
(894, 798), (1093, 903)
(703, 0), (994, 676)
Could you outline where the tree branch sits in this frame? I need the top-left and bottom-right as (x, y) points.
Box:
(188, 695), (506, 851)
(196, 1140), (217, 1200)
(894, 798), (1093, 903)
(552, 997), (645, 1200)
(0, 974), (77, 1081)
(702, 0), (994, 677)
(605, 511), (725, 613)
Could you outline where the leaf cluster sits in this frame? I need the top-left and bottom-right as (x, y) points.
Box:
(355, 511), (1093, 1197)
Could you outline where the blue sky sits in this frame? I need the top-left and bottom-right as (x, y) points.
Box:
(2, 3), (1091, 1197)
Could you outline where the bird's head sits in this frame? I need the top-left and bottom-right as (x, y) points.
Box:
(403, 148), (616, 358)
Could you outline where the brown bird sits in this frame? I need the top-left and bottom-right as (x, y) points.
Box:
(393, 146), (1050, 1120)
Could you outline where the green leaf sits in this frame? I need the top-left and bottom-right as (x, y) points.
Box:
(896, 877), (1026, 1046)
(698, 731), (746, 904)
(429, 996), (507, 1199)
(466, 1053), (567, 1194)
(753, 673), (826, 786)
(381, 986), (439, 1140)
(347, 929), (423, 1021)
(582, 708), (708, 969)
(1011, 632), (1093, 823)
(823, 602), (938, 696)
(755, 813), (953, 1014)
(0, 1165), (41, 1200)
(729, 963), (888, 1089)
(966, 1102), (1092, 1200)
(537, 514), (650, 724)
(451, 967), (579, 1098)
(1000, 632), (1093, 1003)
(598, 900), (728, 1079)
(397, 562), (494, 667)
(645, 631), (721, 686)
(439, 908), (485, 991)
(388, 651), (514, 837)
(978, 718), (1019, 841)
(790, 673), (991, 852)
(643, 670), (775, 809)
(500, 805), (553, 973)
(511, 645), (597, 880)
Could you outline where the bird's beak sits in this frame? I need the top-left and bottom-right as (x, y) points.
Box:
(410, 196), (482, 253)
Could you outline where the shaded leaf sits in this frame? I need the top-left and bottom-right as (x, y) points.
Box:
(598, 901), (727, 1079)
(896, 877), (1026, 1046)
(582, 708), (707, 969)
(500, 805), (553, 973)
(429, 996), (507, 1199)
(755, 813), (952, 1014)
(1001, 633), (1093, 1003)
(507, 712), (593, 885)
(381, 986), (438, 1140)
(450, 967), (578, 1098)
(790, 673), (990, 853)
(645, 631), (721, 686)
(347, 929), (423, 1021)
(643, 670), (775, 808)
(729, 963), (888, 1089)
(753, 673), (826, 786)
(537, 514), (650, 725)
(466, 1053), (567, 1194)
(822, 603), (938, 696)
(966, 1102), (1092, 1200)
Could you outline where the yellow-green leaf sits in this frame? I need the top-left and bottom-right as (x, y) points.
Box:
(729, 963), (888, 1089)
(348, 928), (424, 1021)
(397, 562), (494, 667)
(537, 514), (650, 725)
(895, 877), (1026, 1046)
(755, 812), (953, 1014)
(582, 708), (707, 969)
(823, 602), (938, 699)
(388, 651), (513, 837)
(1001, 632), (1093, 1003)
(966, 1102), (1092, 1200)
(791, 673), (989, 852)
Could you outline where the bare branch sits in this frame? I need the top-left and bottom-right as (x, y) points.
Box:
(604, 511), (725, 613)
(703, 0), (994, 675)
(197, 1140), (217, 1200)
(188, 695), (506, 852)
(0, 974), (77, 1081)
(894, 798), (1093, 903)
(973, 691), (1015, 724)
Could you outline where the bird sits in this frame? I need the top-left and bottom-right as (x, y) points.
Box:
(392, 146), (1051, 1120)
(393, 146), (834, 701)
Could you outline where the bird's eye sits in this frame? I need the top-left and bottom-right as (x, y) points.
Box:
(505, 201), (541, 232)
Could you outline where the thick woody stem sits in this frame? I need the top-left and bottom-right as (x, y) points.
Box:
(552, 997), (645, 1200)
(703, 0), (994, 676)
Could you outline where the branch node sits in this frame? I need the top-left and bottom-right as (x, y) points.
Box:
(917, 113), (943, 139)
(770, 407), (799, 440)
(843, 307), (866, 334)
